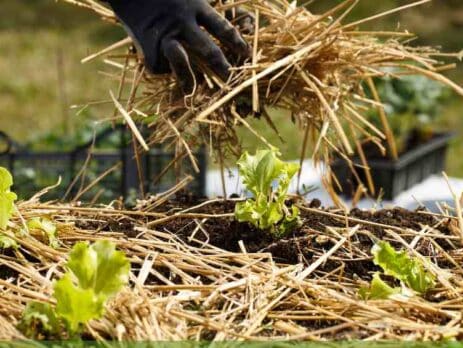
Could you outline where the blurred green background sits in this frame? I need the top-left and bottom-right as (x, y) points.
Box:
(1, 0), (462, 172)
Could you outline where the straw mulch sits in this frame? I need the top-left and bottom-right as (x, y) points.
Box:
(63, 0), (462, 177)
(2, 191), (463, 341)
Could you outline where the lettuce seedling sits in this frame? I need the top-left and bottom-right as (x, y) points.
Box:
(27, 217), (59, 248)
(0, 234), (18, 250)
(358, 273), (400, 300)
(372, 241), (436, 294)
(359, 241), (436, 300)
(18, 302), (61, 339)
(0, 167), (17, 230)
(19, 240), (130, 337)
(235, 149), (301, 238)
(56, 240), (130, 333)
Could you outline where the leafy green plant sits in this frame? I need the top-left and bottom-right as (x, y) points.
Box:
(235, 149), (301, 238)
(375, 74), (449, 122)
(359, 273), (399, 300)
(0, 167), (62, 251)
(27, 217), (59, 248)
(369, 74), (450, 154)
(373, 241), (436, 293)
(0, 234), (18, 250)
(359, 241), (436, 300)
(0, 167), (17, 230)
(19, 302), (61, 339)
(19, 240), (130, 338)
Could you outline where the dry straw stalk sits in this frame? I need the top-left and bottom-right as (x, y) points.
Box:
(2, 191), (463, 340)
(61, 0), (462, 201)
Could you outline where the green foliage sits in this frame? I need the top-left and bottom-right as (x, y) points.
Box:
(19, 240), (130, 338)
(0, 234), (18, 250)
(368, 74), (451, 152)
(358, 273), (399, 300)
(375, 74), (450, 122)
(0, 168), (55, 251)
(359, 241), (436, 299)
(27, 217), (59, 248)
(66, 241), (131, 299)
(54, 274), (105, 333)
(372, 241), (436, 294)
(234, 149), (301, 238)
(0, 167), (17, 230)
(18, 302), (61, 339)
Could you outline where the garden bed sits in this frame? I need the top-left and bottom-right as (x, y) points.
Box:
(124, 195), (455, 271)
(2, 193), (463, 341)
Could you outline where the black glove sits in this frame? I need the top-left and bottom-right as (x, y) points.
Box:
(103, 0), (251, 94)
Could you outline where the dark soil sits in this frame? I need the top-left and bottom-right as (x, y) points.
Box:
(140, 194), (456, 278)
(0, 248), (20, 280)
(71, 192), (458, 280)
(75, 218), (136, 234)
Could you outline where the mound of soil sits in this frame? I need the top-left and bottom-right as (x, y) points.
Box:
(138, 194), (456, 279)
(74, 192), (457, 280)
(5, 195), (459, 340)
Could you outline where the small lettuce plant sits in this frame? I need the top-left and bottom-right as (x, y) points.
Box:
(19, 240), (130, 338)
(359, 241), (436, 300)
(0, 167), (17, 230)
(235, 149), (301, 238)
(0, 167), (18, 250)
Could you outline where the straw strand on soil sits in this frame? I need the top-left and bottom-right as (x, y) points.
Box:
(2, 192), (463, 340)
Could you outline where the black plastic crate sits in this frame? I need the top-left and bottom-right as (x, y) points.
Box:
(331, 132), (454, 201)
(0, 126), (207, 203)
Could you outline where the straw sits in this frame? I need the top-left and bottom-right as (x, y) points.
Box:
(2, 192), (463, 340)
(60, 0), (462, 198)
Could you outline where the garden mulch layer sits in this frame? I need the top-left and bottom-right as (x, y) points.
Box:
(123, 195), (458, 277)
(1, 194), (463, 341)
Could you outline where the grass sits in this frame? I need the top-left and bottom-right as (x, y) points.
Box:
(1, 0), (462, 175)
(0, 0), (123, 142)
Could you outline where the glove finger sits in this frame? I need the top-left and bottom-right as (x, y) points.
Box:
(197, 4), (250, 59)
(161, 39), (195, 95)
(183, 25), (231, 82)
(225, 8), (255, 35)
(139, 32), (170, 74)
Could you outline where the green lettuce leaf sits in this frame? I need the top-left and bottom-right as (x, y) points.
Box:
(18, 301), (61, 339)
(238, 150), (279, 196)
(359, 273), (400, 300)
(278, 206), (301, 238)
(19, 240), (130, 337)
(54, 274), (105, 333)
(0, 234), (18, 250)
(0, 167), (17, 230)
(54, 241), (129, 332)
(66, 240), (130, 298)
(235, 149), (301, 237)
(27, 217), (59, 248)
(372, 241), (436, 294)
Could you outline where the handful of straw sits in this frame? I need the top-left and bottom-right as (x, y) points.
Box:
(63, 0), (462, 197)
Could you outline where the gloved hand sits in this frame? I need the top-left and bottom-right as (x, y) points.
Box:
(103, 0), (251, 94)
